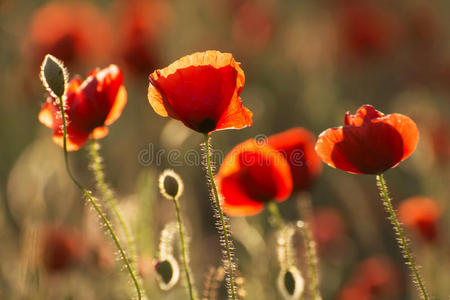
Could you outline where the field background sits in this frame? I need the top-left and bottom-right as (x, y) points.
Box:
(0, 0), (449, 299)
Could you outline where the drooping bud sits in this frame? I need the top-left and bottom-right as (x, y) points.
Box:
(40, 54), (68, 98)
(154, 255), (180, 291)
(277, 266), (305, 300)
(158, 169), (184, 200)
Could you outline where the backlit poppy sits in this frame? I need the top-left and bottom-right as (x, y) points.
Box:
(39, 65), (127, 151)
(216, 139), (292, 216)
(315, 105), (419, 174)
(398, 196), (442, 242)
(147, 51), (252, 133)
(26, 1), (112, 68)
(268, 128), (322, 192)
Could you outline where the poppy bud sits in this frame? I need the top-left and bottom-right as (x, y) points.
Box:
(277, 266), (305, 300)
(158, 169), (184, 200)
(154, 255), (180, 291)
(40, 54), (68, 98)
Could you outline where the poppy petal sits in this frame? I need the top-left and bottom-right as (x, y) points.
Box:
(268, 127), (322, 191)
(377, 113), (419, 165)
(92, 126), (109, 140)
(344, 105), (384, 126)
(217, 140), (293, 216)
(215, 97), (253, 131)
(104, 85), (127, 126)
(219, 173), (265, 216)
(52, 130), (90, 152)
(38, 101), (54, 128)
(316, 127), (362, 174)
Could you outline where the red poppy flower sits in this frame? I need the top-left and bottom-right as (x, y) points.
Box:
(41, 226), (87, 273)
(26, 1), (113, 68)
(216, 139), (293, 216)
(337, 2), (398, 60)
(398, 196), (442, 242)
(148, 51), (253, 133)
(39, 65), (127, 151)
(339, 256), (400, 300)
(315, 105), (419, 174)
(268, 128), (322, 191)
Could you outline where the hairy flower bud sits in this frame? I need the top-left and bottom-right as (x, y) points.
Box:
(40, 54), (68, 98)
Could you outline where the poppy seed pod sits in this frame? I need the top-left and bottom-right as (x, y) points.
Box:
(154, 255), (180, 291)
(277, 266), (305, 300)
(158, 169), (184, 200)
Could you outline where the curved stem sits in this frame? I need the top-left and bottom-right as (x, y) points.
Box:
(89, 141), (136, 262)
(56, 97), (143, 300)
(203, 134), (237, 300)
(297, 222), (321, 300)
(376, 174), (429, 300)
(173, 196), (197, 300)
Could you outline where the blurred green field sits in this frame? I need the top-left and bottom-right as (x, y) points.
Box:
(0, 0), (449, 299)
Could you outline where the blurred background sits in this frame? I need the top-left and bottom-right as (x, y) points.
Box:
(0, 0), (449, 299)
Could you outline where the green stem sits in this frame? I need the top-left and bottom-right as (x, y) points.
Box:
(297, 221), (321, 300)
(173, 196), (197, 300)
(267, 202), (284, 230)
(203, 134), (237, 300)
(376, 174), (429, 300)
(57, 97), (143, 300)
(89, 141), (136, 262)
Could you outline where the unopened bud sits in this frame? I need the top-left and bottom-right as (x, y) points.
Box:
(159, 169), (184, 200)
(40, 54), (68, 98)
(277, 266), (304, 300)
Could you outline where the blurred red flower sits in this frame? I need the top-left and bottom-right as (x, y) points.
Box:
(337, 2), (398, 60)
(268, 128), (322, 192)
(216, 139), (293, 216)
(26, 1), (113, 68)
(231, 1), (274, 55)
(339, 256), (400, 300)
(398, 196), (442, 242)
(429, 120), (450, 164)
(115, 0), (171, 75)
(147, 51), (253, 133)
(41, 226), (87, 273)
(39, 65), (127, 151)
(315, 105), (419, 174)
(309, 207), (345, 249)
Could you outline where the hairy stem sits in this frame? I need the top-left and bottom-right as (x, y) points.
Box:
(57, 97), (143, 300)
(297, 221), (321, 300)
(89, 141), (136, 262)
(203, 134), (237, 300)
(172, 196), (197, 300)
(376, 174), (429, 300)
